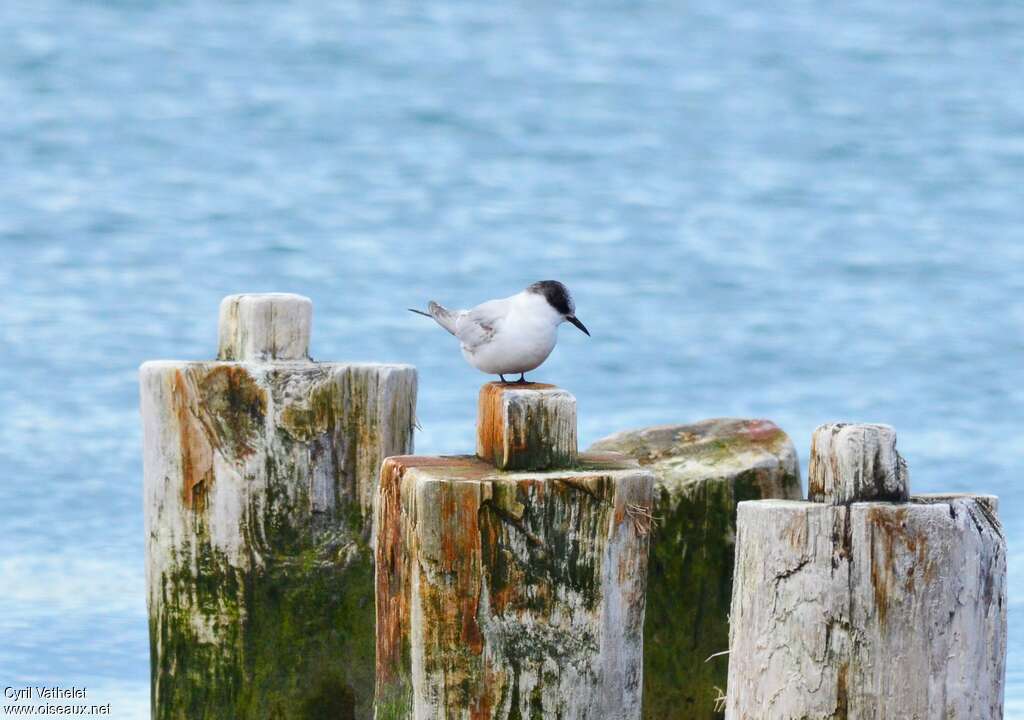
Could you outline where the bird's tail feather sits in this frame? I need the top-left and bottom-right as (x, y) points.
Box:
(427, 301), (459, 335)
(409, 302), (458, 336)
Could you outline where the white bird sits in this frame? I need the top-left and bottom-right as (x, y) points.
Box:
(409, 280), (590, 383)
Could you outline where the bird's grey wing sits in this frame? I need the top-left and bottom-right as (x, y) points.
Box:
(455, 299), (506, 351)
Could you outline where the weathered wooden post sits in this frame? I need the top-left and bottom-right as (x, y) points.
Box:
(589, 419), (802, 719)
(727, 422), (1007, 719)
(375, 382), (656, 720)
(140, 293), (417, 720)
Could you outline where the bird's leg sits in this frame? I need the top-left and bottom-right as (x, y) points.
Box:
(499, 374), (508, 383)
(516, 373), (527, 384)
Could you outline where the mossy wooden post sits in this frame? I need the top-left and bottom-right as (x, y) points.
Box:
(375, 382), (655, 720)
(140, 293), (417, 720)
(726, 423), (1007, 719)
(588, 419), (801, 720)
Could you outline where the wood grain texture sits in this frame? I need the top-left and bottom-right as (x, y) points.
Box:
(808, 423), (909, 504)
(726, 496), (1006, 720)
(217, 293), (312, 361)
(374, 453), (653, 720)
(476, 382), (577, 471)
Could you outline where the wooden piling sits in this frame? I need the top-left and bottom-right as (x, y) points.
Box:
(140, 293), (417, 720)
(726, 423), (1006, 719)
(808, 422), (908, 504)
(589, 419), (802, 720)
(217, 292), (313, 361)
(476, 382), (577, 470)
(375, 385), (655, 720)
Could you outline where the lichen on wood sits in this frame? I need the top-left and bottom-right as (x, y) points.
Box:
(726, 496), (1006, 719)
(142, 359), (416, 719)
(588, 418), (801, 720)
(374, 453), (654, 720)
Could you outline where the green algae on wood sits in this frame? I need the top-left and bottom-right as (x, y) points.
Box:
(588, 418), (801, 720)
(141, 294), (416, 720)
(375, 453), (654, 720)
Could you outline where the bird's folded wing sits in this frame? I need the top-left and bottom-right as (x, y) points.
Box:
(456, 299), (505, 351)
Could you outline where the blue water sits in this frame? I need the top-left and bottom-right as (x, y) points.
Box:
(2, 1), (1022, 716)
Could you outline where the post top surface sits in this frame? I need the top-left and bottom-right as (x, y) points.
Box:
(138, 359), (416, 374)
(913, 492), (997, 503)
(817, 421), (894, 433)
(220, 292), (311, 304)
(480, 381), (572, 396)
(739, 495), (1000, 513)
(387, 452), (641, 482)
(589, 418), (794, 464)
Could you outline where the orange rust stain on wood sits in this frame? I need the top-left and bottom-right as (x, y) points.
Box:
(835, 661), (850, 719)
(389, 471), (487, 696)
(171, 371), (214, 512)
(438, 482), (485, 654)
(375, 458), (409, 687)
(867, 506), (926, 626)
(807, 431), (825, 498)
(195, 366), (266, 459)
(783, 512), (808, 551)
(808, 475), (825, 499)
(614, 490), (628, 528)
(469, 664), (504, 720)
(477, 382), (558, 467)
(477, 383), (508, 466)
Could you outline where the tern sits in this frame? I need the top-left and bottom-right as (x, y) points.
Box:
(409, 280), (590, 383)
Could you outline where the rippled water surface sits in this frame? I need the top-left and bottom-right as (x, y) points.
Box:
(2, 1), (1022, 716)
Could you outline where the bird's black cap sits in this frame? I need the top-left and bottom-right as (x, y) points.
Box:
(527, 280), (574, 315)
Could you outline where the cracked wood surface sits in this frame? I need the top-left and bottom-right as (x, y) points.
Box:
(726, 497), (1006, 719)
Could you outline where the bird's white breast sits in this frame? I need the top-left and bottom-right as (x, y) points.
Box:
(462, 292), (560, 375)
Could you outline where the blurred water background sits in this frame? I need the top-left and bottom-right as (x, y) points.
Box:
(1, 1), (1022, 716)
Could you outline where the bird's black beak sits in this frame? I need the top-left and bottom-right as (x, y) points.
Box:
(566, 315), (590, 336)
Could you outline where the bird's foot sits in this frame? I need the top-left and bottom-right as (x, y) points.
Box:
(499, 374), (508, 383)
(516, 374), (527, 384)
